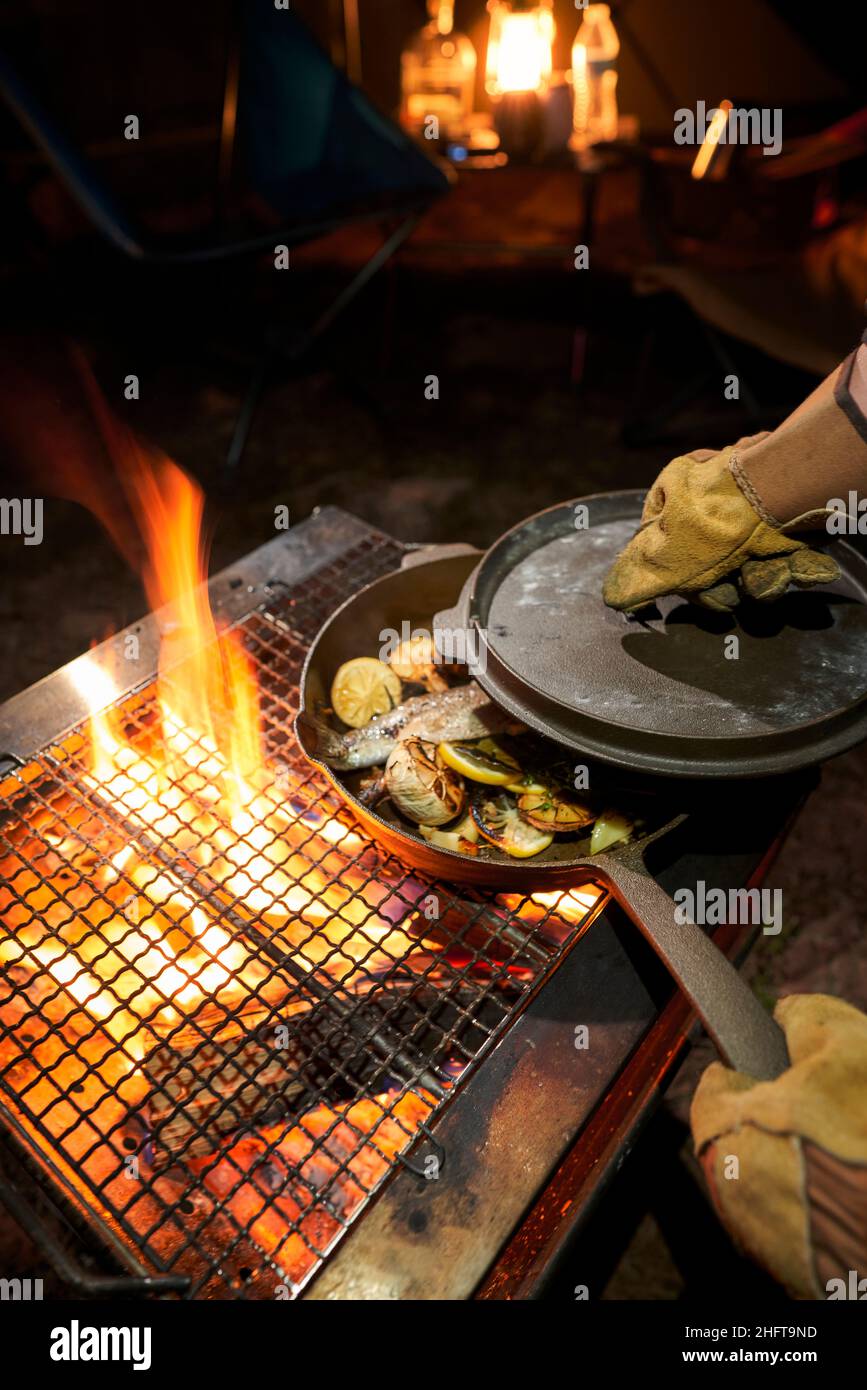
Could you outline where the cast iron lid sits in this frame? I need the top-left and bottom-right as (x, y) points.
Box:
(435, 491), (867, 778)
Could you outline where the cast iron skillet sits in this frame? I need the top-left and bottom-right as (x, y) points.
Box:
(296, 546), (794, 1081)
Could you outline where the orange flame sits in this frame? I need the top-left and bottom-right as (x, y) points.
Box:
(92, 450), (263, 818)
(2, 354), (599, 1061)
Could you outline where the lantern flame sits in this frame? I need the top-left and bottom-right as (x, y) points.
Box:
(486, 3), (554, 95)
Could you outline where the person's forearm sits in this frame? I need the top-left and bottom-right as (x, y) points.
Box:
(770, 337), (867, 435)
(731, 342), (867, 529)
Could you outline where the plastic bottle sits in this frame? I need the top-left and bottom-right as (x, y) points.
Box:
(572, 3), (620, 147)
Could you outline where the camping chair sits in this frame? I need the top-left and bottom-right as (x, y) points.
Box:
(0, 2), (451, 474)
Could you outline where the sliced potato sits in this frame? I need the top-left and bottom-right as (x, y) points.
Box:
(438, 737), (520, 786)
(590, 809), (634, 854)
(419, 814), (479, 853)
(331, 657), (402, 728)
(517, 790), (595, 833)
(471, 793), (553, 858)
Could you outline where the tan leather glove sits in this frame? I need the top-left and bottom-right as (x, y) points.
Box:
(691, 994), (867, 1299)
(603, 355), (867, 612)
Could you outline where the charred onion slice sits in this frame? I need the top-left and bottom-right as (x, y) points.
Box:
(384, 737), (465, 825)
(438, 737), (520, 786)
(516, 790), (595, 833)
(419, 813), (479, 853)
(388, 633), (449, 692)
(471, 793), (553, 858)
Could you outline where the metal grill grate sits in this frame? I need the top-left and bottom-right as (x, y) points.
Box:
(0, 534), (603, 1298)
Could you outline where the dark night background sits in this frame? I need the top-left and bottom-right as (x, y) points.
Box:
(0, 0), (866, 1298)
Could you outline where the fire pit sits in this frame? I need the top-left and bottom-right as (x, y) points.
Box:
(0, 506), (809, 1299)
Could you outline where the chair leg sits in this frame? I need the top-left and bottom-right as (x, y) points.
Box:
(222, 213), (420, 482)
(303, 213), (419, 346)
(701, 320), (763, 427)
(622, 314), (716, 447)
(622, 296), (767, 448)
(223, 354), (270, 484)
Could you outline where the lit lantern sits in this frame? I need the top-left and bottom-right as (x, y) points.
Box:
(485, 0), (555, 97)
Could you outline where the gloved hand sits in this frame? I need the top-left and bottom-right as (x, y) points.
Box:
(603, 353), (867, 612)
(602, 435), (839, 612)
(690, 994), (867, 1299)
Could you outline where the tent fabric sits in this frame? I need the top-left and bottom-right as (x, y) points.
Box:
(238, 2), (449, 222)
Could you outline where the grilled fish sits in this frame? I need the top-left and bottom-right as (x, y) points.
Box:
(297, 681), (522, 771)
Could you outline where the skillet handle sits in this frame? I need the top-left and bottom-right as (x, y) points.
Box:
(593, 845), (790, 1080)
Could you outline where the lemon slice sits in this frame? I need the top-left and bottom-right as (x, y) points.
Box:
(331, 658), (402, 728)
(438, 739), (520, 785)
(504, 771), (548, 795)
